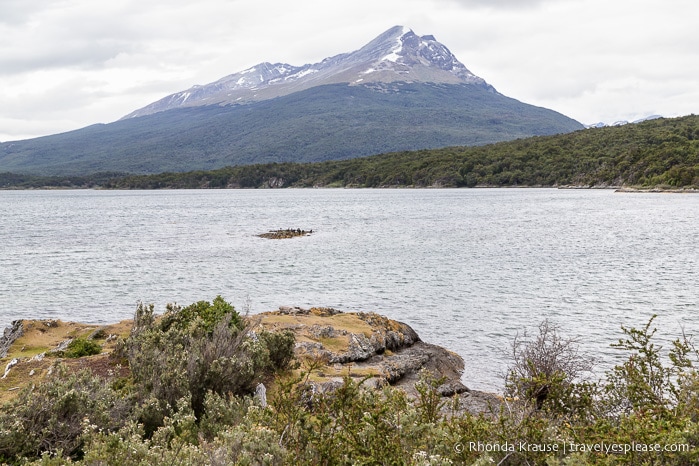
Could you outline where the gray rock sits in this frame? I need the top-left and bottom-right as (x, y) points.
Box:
(2, 358), (19, 379)
(309, 325), (338, 339)
(50, 339), (73, 354)
(278, 306), (309, 315)
(0, 320), (23, 358)
(436, 381), (470, 397)
(449, 390), (503, 416)
(270, 308), (479, 402)
(255, 383), (267, 408)
(332, 333), (376, 363)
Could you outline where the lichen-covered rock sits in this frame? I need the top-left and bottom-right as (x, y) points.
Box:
(332, 333), (376, 363)
(357, 312), (420, 350)
(309, 325), (341, 339)
(258, 306), (469, 399)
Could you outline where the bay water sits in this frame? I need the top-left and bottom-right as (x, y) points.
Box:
(1, 188), (697, 391)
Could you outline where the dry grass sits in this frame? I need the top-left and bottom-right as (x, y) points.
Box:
(257, 309), (374, 355)
(0, 310), (389, 403)
(0, 319), (133, 403)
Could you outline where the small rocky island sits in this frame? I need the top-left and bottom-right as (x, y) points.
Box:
(256, 228), (313, 239)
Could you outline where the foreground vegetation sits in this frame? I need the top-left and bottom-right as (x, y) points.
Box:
(0, 296), (697, 465)
(2, 115), (698, 190)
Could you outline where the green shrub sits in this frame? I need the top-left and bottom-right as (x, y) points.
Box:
(0, 364), (131, 462)
(160, 295), (242, 334)
(63, 337), (102, 358)
(604, 314), (697, 414)
(126, 297), (295, 426)
(259, 329), (296, 372)
(80, 408), (207, 466)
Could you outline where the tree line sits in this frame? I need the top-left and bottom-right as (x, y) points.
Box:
(3, 114), (698, 190)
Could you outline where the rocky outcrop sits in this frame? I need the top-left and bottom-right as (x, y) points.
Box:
(259, 307), (472, 400)
(0, 321), (23, 358)
(258, 307), (500, 413)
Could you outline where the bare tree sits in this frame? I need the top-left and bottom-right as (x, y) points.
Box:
(505, 319), (594, 411)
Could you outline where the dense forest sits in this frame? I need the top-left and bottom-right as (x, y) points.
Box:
(2, 114), (698, 190)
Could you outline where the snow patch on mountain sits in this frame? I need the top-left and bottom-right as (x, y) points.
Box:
(122, 26), (496, 119)
(585, 115), (663, 128)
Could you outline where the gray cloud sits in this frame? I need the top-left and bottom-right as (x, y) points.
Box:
(0, 0), (54, 25)
(0, 41), (135, 75)
(0, 0), (697, 140)
(0, 3), (147, 74)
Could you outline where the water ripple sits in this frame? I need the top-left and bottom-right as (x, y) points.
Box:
(1, 188), (698, 390)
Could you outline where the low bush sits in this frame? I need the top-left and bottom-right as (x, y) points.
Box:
(63, 337), (102, 358)
(0, 364), (132, 463)
(125, 297), (295, 432)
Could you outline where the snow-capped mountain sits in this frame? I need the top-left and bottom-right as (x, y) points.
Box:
(123, 26), (494, 119)
(0, 26), (585, 175)
(585, 115), (663, 128)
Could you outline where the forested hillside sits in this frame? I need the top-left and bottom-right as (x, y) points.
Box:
(0, 83), (582, 176)
(3, 115), (698, 189)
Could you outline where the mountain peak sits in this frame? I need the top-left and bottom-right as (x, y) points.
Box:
(360, 25), (486, 85)
(344, 25), (492, 89)
(123, 26), (494, 119)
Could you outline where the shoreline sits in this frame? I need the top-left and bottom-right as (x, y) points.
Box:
(615, 186), (699, 193)
(4, 184), (698, 192)
(0, 308), (499, 412)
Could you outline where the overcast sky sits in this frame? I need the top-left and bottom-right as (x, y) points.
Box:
(1, 0), (697, 141)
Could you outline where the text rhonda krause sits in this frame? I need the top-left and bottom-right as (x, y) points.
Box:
(466, 441), (691, 454)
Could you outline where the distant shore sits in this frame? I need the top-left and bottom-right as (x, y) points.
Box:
(4, 183), (699, 192)
(615, 187), (699, 193)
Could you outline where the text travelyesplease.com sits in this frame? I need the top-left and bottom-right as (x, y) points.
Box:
(455, 441), (691, 455)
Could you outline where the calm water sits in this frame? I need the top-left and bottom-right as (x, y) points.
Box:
(1, 188), (697, 390)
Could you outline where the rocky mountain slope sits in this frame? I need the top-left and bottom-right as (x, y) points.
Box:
(123, 25), (494, 119)
(0, 26), (583, 176)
